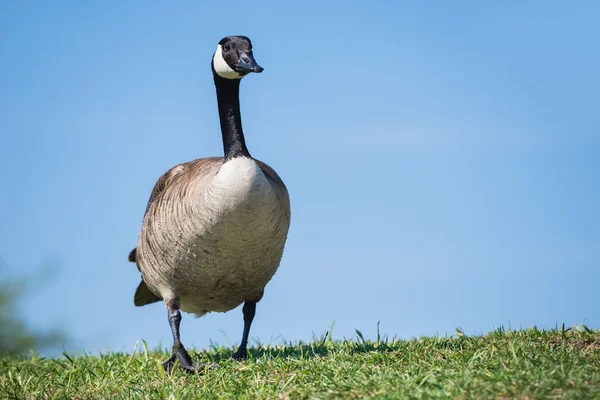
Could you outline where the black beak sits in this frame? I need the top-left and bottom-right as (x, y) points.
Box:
(236, 51), (264, 74)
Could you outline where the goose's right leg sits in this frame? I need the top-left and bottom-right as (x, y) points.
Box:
(162, 299), (196, 373)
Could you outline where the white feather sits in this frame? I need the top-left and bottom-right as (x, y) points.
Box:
(213, 44), (242, 79)
(210, 157), (270, 208)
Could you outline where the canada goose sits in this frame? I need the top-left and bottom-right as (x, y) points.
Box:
(128, 36), (290, 373)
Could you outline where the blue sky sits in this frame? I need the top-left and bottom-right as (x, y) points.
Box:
(1, 1), (598, 355)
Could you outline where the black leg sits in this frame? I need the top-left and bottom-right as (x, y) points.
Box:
(232, 301), (256, 360)
(162, 300), (196, 373)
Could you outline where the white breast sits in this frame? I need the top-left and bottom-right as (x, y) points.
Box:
(207, 157), (271, 212)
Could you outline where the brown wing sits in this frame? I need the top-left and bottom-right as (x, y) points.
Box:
(144, 163), (187, 215)
(144, 157), (227, 215)
(129, 157), (223, 265)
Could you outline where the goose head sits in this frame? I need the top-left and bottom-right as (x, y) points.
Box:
(212, 36), (264, 80)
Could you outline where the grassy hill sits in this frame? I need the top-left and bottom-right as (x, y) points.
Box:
(1, 326), (598, 399)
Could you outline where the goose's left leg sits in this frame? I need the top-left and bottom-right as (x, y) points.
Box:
(162, 299), (197, 373)
(232, 300), (256, 360)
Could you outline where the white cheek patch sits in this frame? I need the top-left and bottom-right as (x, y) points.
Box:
(213, 45), (242, 79)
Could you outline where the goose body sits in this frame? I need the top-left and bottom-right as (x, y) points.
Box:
(137, 156), (290, 316)
(129, 36), (290, 371)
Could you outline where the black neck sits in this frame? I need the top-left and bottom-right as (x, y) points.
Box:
(214, 75), (251, 161)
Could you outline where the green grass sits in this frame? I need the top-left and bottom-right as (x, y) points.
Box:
(1, 326), (599, 399)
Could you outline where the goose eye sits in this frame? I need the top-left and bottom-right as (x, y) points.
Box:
(223, 44), (231, 51)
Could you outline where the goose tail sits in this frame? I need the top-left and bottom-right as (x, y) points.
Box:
(128, 248), (137, 262)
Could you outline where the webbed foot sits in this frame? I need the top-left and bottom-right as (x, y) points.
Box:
(162, 343), (198, 373)
(232, 347), (248, 360)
